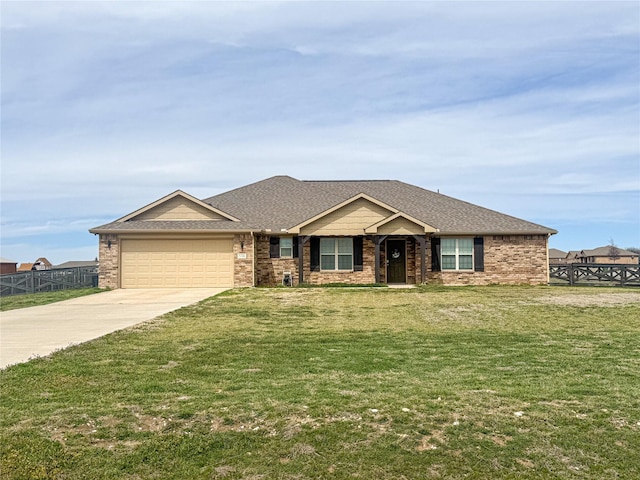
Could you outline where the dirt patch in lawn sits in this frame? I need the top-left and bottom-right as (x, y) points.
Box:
(270, 290), (321, 307)
(535, 292), (640, 307)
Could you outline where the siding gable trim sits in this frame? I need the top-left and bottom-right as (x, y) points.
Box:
(118, 190), (240, 223)
(365, 212), (437, 234)
(288, 193), (399, 234)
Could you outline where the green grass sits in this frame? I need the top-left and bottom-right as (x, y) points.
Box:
(0, 288), (103, 311)
(1, 286), (639, 479)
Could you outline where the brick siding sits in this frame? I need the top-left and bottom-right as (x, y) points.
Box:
(99, 233), (550, 289)
(255, 235), (548, 286)
(255, 236), (377, 286)
(254, 234), (300, 286)
(303, 237), (376, 285)
(427, 235), (549, 285)
(233, 233), (254, 287)
(98, 234), (119, 289)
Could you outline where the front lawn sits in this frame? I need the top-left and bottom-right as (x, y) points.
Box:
(1, 286), (639, 479)
(0, 288), (103, 312)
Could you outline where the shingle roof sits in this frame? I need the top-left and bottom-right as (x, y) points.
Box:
(549, 248), (567, 259)
(91, 220), (256, 232)
(53, 260), (99, 269)
(580, 247), (639, 257)
(203, 176), (556, 235)
(92, 175), (557, 235)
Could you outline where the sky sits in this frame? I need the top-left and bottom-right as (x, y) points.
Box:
(1, 1), (639, 265)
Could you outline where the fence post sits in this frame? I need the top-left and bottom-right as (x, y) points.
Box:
(569, 264), (575, 286)
(621, 265), (626, 287)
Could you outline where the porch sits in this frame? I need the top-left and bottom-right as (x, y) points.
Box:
(255, 235), (428, 286)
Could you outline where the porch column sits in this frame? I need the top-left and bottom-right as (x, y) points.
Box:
(298, 236), (310, 284)
(374, 235), (387, 283)
(413, 235), (426, 284)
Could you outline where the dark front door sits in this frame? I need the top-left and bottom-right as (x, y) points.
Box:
(387, 240), (406, 284)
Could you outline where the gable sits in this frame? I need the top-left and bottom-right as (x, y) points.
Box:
(375, 216), (431, 235)
(117, 190), (239, 223)
(365, 212), (436, 235)
(132, 196), (228, 221)
(298, 197), (395, 236)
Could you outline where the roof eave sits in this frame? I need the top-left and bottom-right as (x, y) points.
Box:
(434, 230), (557, 236)
(89, 228), (259, 235)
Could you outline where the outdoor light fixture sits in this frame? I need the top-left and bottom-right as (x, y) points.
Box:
(107, 240), (112, 249)
(240, 241), (245, 251)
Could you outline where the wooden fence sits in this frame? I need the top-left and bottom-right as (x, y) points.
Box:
(0, 267), (99, 297)
(550, 264), (640, 287)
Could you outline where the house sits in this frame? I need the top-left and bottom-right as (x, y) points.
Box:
(33, 258), (52, 270)
(565, 251), (582, 264)
(90, 176), (557, 289)
(0, 257), (17, 275)
(54, 260), (99, 269)
(17, 258), (53, 271)
(577, 246), (639, 264)
(548, 248), (567, 265)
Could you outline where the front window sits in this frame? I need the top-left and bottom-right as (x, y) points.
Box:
(441, 238), (473, 270)
(280, 237), (293, 258)
(320, 238), (353, 271)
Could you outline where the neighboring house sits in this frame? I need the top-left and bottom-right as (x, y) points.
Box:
(90, 176), (557, 289)
(17, 258), (52, 271)
(0, 257), (17, 275)
(549, 248), (567, 265)
(33, 257), (52, 270)
(577, 247), (639, 264)
(54, 260), (99, 269)
(565, 251), (581, 264)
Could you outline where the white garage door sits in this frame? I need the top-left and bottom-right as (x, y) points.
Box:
(121, 238), (234, 288)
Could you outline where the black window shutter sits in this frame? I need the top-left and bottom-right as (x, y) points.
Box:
(310, 237), (320, 272)
(269, 237), (280, 258)
(293, 236), (299, 258)
(353, 237), (363, 271)
(474, 237), (484, 272)
(431, 238), (441, 272)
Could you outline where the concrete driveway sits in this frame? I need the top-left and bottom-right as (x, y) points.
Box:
(0, 288), (227, 369)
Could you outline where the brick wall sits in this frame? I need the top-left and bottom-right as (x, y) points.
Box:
(233, 233), (254, 287)
(99, 233), (549, 289)
(303, 238), (376, 285)
(587, 256), (638, 265)
(255, 236), (377, 286)
(254, 236), (430, 286)
(254, 235), (300, 286)
(407, 238), (416, 284)
(427, 235), (549, 285)
(98, 234), (119, 289)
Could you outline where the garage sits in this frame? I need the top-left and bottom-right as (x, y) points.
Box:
(120, 238), (234, 288)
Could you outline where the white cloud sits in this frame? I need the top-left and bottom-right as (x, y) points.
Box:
(1, 1), (638, 260)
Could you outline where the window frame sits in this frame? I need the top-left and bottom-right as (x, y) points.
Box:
(441, 238), (474, 271)
(320, 237), (354, 271)
(279, 237), (294, 258)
